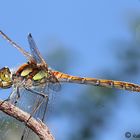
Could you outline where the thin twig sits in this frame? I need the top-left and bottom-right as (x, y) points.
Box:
(0, 99), (54, 140)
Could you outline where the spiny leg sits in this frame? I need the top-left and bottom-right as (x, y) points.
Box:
(21, 97), (45, 140)
(24, 87), (48, 99)
(41, 98), (49, 122)
(41, 86), (49, 122)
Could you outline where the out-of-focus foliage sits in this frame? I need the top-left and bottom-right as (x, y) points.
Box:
(1, 15), (140, 140)
(47, 20), (140, 140)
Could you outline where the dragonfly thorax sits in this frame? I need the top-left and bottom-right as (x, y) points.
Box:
(15, 63), (49, 85)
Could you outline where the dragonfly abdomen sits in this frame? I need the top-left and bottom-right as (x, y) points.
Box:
(54, 71), (140, 92)
(73, 77), (140, 92)
(81, 78), (140, 92)
(94, 79), (140, 92)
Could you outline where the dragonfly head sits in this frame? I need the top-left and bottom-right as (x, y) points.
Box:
(0, 67), (12, 88)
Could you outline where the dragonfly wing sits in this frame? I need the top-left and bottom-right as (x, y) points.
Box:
(0, 87), (27, 140)
(48, 71), (61, 92)
(20, 85), (49, 140)
(48, 80), (61, 92)
(27, 34), (47, 66)
(0, 84), (49, 140)
(21, 95), (48, 140)
(0, 31), (34, 62)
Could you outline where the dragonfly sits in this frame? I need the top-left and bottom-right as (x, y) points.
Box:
(0, 31), (140, 140)
(0, 31), (140, 92)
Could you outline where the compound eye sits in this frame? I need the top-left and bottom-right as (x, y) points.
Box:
(3, 73), (11, 82)
(0, 68), (11, 82)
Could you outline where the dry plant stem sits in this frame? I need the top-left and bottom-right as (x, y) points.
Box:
(0, 99), (54, 140)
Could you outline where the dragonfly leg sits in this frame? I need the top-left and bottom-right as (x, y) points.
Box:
(24, 87), (48, 99)
(4, 87), (20, 105)
(24, 87), (49, 120)
(26, 87), (49, 121)
(21, 87), (49, 140)
(21, 97), (45, 140)
(21, 96), (48, 140)
(13, 87), (20, 104)
(41, 97), (49, 122)
(41, 87), (49, 122)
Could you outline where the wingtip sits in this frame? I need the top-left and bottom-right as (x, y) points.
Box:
(28, 33), (32, 38)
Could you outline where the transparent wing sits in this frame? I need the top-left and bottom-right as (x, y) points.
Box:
(48, 79), (61, 92)
(48, 82), (61, 92)
(0, 30), (47, 65)
(27, 34), (47, 66)
(20, 85), (49, 140)
(0, 88), (28, 140)
(21, 85), (49, 140)
(48, 70), (61, 92)
(0, 85), (49, 140)
(0, 110), (25, 140)
(0, 31), (34, 63)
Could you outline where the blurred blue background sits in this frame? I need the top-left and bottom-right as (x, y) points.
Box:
(0, 0), (140, 140)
